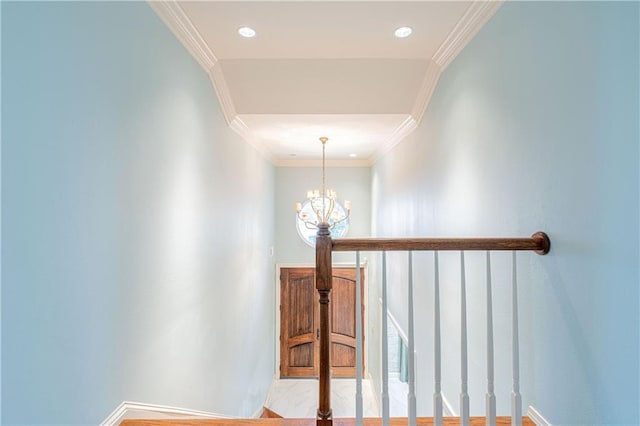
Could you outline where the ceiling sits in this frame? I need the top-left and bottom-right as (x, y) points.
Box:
(149, 1), (503, 165)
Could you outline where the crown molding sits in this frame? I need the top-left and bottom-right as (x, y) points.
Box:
(149, 0), (277, 163)
(148, 1), (217, 72)
(101, 401), (234, 426)
(230, 116), (277, 163)
(370, 115), (417, 165)
(373, 0), (502, 163)
(209, 65), (238, 125)
(150, 0), (503, 166)
(275, 158), (372, 168)
(148, 0), (238, 126)
(410, 59), (441, 124)
(373, 61), (437, 164)
(433, 0), (504, 70)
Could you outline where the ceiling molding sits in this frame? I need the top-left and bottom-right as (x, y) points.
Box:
(208, 65), (238, 125)
(148, 1), (217, 71)
(148, 0), (239, 124)
(275, 158), (372, 168)
(370, 115), (417, 165)
(410, 59), (441, 124)
(372, 0), (503, 163)
(150, 0), (270, 161)
(432, 0), (504, 70)
(229, 116), (277, 163)
(150, 0), (503, 166)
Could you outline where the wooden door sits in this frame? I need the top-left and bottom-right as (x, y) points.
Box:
(280, 268), (318, 377)
(280, 267), (365, 378)
(330, 268), (365, 377)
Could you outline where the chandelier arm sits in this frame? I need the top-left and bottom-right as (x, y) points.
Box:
(303, 221), (320, 230)
(297, 210), (321, 226)
(294, 137), (351, 244)
(332, 212), (350, 225)
(327, 212), (350, 230)
(311, 204), (324, 223)
(323, 198), (334, 223)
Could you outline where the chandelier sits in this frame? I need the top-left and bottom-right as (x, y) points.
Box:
(295, 137), (351, 246)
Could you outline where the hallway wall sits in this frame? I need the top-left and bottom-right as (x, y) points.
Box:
(370, 1), (639, 424)
(2, 2), (275, 424)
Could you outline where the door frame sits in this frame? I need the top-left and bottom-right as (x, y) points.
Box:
(275, 261), (369, 379)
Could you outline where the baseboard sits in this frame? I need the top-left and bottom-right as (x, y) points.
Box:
(101, 401), (235, 425)
(441, 393), (457, 417)
(527, 405), (551, 426)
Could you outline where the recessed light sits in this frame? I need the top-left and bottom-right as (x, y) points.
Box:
(394, 26), (413, 38)
(349, 153), (358, 158)
(238, 26), (256, 38)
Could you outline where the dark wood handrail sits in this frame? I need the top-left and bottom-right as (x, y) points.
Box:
(315, 230), (550, 425)
(331, 232), (550, 255)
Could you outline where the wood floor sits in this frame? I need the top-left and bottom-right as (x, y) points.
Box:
(122, 416), (535, 426)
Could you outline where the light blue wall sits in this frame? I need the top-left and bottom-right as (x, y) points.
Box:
(2, 2), (275, 424)
(372, 1), (639, 424)
(275, 166), (371, 265)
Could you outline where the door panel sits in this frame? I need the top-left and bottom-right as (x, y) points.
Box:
(330, 269), (365, 377)
(280, 268), (318, 377)
(280, 267), (365, 378)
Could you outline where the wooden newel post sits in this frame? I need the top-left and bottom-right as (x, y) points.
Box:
(316, 222), (333, 424)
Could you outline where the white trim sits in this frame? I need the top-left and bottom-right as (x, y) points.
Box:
(432, 0), (504, 71)
(381, 299), (408, 346)
(371, 1), (503, 164)
(275, 158), (372, 168)
(101, 401), (234, 426)
(208, 65), (237, 125)
(147, 1), (217, 71)
(229, 116), (277, 163)
(370, 115), (417, 164)
(148, 0), (277, 165)
(527, 405), (552, 426)
(250, 393), (269, 419)
(410, 60), (441, 124)
(442, 393), (457, 417)
(150, 0), (502, 167)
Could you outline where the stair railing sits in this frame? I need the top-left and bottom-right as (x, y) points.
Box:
(314, 224), (550, 426)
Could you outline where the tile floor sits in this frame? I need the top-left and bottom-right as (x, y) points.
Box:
(264, 378), (380, 418)
(264, 377), (411, 419)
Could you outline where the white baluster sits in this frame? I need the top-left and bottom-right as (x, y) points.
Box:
(460, 251), (470, 426)
(408, 252), (417, 425)
(486, 252), (496, 425)
(511, 251), (522, 426)
(381, 252), (390, 426)
(433, 251), (443, 426)
(355, 252), (363, 425)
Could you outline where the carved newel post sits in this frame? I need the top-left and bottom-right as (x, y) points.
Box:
(316, 222), (332, 423)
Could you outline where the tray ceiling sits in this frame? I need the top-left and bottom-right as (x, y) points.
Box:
(150, 1), (503, 165)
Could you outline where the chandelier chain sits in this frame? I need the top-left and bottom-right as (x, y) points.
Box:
(321, 137), (327, 222)
(294, 136), (350, 240)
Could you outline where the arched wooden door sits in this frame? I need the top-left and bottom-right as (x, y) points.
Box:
(280, 267), (365, 378)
